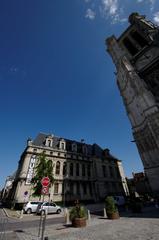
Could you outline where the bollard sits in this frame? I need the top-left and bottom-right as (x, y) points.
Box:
(104, 208), (107, 218)
(66, 209), (70, 225)
(64, 208), (68, 223)
(41, 213), (46, 240)
(87, 210), (91, 222)
(20, 209), (23, 219)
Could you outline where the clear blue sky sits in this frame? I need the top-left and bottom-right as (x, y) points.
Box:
(1, 0), (159, 189)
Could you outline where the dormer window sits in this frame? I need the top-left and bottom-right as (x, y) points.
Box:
(45, 135), (53, 148)
(82, 145), (87, 155)
(72, 143), (77, 152)
(59, 139), (66, 150)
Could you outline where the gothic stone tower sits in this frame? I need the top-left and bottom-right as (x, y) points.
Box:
(106, 13), (159, 194)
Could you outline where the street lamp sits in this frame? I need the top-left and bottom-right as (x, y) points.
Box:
(63, 173), (68, 208)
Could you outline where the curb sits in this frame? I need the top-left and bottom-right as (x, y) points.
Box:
(2, 208), (21, 220)
(2, 208), (10, 218)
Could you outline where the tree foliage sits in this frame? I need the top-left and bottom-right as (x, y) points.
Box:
(105, 196), (118, 214)
(31, 152), (54, 197)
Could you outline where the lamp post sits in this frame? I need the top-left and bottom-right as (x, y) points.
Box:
(63, 174), (68, 208)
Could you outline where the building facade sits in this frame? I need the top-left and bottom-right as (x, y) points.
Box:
(9, 133), (128, 205)
(106, 13), (159, 194)
(126, 172), (152, 196)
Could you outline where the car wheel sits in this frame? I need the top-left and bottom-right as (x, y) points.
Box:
(57, 209), (61, 214)
(26, 208), (32, 214)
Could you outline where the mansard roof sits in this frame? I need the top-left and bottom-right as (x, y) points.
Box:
(31, 133), (118, 160)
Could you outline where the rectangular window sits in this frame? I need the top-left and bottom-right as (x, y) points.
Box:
(116, 167), (120, 178)
(82, 164), (85, 177)
(123, 37), (138, 56)
(70, 182), (74, 194)
(54, 183), (59, 194)
(76, 182), (80, 195)
(109, 166), (113, 178)
(70, 163), (73, 176)
(102, 165), (106, 177)
(83, 183), (87, 195)
(89, 182), (92, 195)
(130, 30), (147, 48)
(87, 164), (91, 177)
(76, 163), (79, 176)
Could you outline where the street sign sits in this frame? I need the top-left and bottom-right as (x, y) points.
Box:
(41, 177), (50, 187)
(24, 191), (28, 196)
(24, 191), (28, 198)
(41, 186), (49, 195)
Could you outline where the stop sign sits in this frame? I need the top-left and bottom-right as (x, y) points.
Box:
(41, 177), (50, 187)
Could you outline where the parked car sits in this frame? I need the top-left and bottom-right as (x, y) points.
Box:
(23, 201), (43, 214)
(36, 201), (62, 215)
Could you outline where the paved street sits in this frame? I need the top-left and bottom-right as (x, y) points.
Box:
(1, 205), (158, 240)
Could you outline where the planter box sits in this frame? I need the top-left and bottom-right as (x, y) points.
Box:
(107, 212), (120, 220)
(72, 218), (87, 227)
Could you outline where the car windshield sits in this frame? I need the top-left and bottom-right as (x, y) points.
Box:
(37, 202), (43, 207)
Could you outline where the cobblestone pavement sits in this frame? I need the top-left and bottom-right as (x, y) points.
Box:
(15, 207), (159, 240)
(2, 206), (159, 240)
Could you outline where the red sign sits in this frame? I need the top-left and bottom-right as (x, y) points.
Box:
(41, 177), (50, 187)
(41, 186), (49, 195)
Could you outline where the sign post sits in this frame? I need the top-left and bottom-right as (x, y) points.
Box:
(41, 177), (50, 200)
(40, 177), (50, 240)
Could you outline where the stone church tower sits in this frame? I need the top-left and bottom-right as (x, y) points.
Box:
(106, 13), (159, 194)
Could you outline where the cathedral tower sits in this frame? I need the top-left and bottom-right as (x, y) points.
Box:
(106, 13), (159, 194)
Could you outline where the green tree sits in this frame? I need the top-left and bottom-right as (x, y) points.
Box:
(31, 152), (54, 197)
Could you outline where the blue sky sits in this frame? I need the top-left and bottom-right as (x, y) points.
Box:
(1, 0), (159, 189)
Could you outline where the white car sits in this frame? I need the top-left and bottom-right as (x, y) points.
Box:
(36, 202), (62, 215)
(23, 201), (42, 214)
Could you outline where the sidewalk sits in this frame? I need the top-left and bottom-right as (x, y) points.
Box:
(15, 206), (159, 240)
(3, 207), (64, 221)
(2, 206), (159, 240)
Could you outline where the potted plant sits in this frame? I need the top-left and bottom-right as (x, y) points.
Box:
(69, 200), (87, 227)
(105, 196), (120, 219)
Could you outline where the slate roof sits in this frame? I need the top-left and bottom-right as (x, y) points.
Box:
(32, 132), (117, 159)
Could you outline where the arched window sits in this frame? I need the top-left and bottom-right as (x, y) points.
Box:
(63, 162), (67, 175)
(70, 163), (73, 176)
(56, 161), (60, 175)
